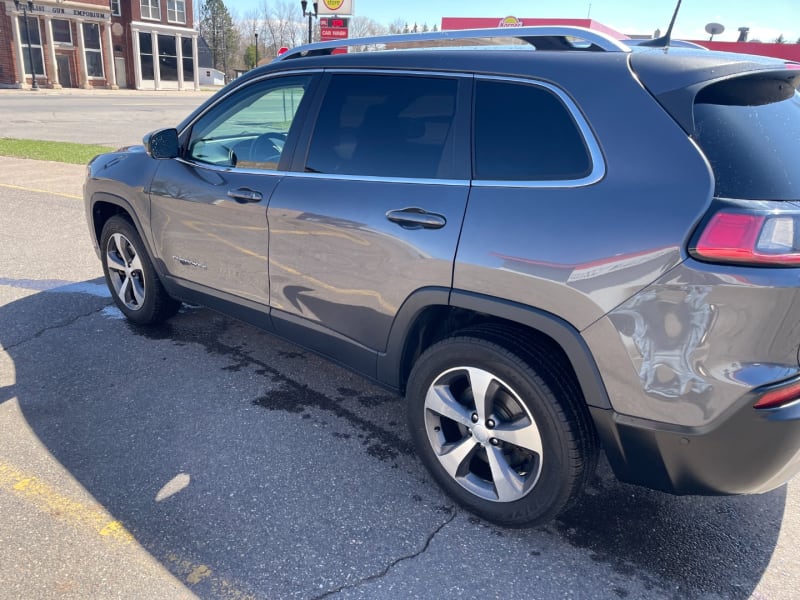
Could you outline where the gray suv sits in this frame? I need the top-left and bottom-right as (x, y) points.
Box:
(84, 27), (800, 526)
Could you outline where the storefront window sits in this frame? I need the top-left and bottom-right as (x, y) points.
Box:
(18, 16), (44, 76)
(167, 1), (187, 24)
(181, 37), (194, 82)
(52, 19), (72, 45)
(140, 0), (161, 20)
(139, 31), (154, 79)
(158, 34), (178, 81)
(83, 23), (104, 78)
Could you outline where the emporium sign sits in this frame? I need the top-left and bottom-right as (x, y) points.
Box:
(11, 2), (109, 21)
(318, 0), (354, 16)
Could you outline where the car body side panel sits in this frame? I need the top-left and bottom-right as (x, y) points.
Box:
(148, 160), (280, 306)
(85, 148), (160, 256)
(584, 260), (800, 427)
(453, 60), (715, 332)
(268, 176), (470, 352)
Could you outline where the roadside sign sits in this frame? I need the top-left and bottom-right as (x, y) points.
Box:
(318, 0), (354, 15)
(320, 17), (349, 41)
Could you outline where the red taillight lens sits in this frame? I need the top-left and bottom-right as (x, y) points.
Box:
(754, 380), (800, 409)
(692, 210), (800, 266)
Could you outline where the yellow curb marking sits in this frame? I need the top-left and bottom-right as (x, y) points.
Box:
(0, 182), (81, 200)
(1, 461), (134, 544)
(1, 460), (256, 598)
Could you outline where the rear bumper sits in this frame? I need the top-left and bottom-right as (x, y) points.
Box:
(591, 391), (800, 495)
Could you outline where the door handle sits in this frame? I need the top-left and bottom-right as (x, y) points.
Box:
(227, 188), (263, 203)
(386, 207), (446, 230)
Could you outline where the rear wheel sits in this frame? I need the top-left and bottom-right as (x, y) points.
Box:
(406, 333), (596, 526)
(100, 215), (180, 325)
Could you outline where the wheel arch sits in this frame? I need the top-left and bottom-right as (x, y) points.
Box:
(378, 288), (611, 410)
(89, 193), (142, 246)
(90, 192), (171, 288)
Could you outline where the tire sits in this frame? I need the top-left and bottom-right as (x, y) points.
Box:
(100, 215), (180, 325)
(406, 332), (597, 527)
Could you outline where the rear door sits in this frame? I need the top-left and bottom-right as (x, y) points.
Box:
(266, 71), (471, 368)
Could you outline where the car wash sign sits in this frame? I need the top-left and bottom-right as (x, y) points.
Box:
(320, 17), (349, 40)
(318, 0), (354, 15)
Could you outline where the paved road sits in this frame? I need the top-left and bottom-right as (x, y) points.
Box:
(1, 93), (800, 599)
(0, 88), (215, 148)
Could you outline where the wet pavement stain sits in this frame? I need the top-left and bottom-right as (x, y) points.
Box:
(126, 311), (413, 463)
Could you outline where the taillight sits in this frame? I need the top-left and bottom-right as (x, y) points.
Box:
(754, 379), (800, 409)
(691, 207), (800, 266)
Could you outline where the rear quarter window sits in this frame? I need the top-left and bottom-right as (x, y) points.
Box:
(473, 79), (592, 181)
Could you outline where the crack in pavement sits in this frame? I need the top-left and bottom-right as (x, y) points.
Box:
(311, 507), (459, 600)
(1, 303), (110, 352)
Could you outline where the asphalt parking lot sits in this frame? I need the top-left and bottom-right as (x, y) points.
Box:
(1, 90), (800, 599)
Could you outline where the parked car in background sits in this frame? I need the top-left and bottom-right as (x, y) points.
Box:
(85, 27), (800, 526)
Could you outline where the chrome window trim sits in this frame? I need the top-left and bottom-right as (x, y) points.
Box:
(173, 159), (468, 187)
(178, 69), (605, 188)
(282, 171), (470, 187)
(471, 74), (605, 189)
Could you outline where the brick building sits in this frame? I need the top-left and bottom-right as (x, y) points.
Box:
(0, 1), (199, 90)
(114, 0), (199, 90)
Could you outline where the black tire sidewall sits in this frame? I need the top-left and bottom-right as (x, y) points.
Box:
(407, 337), (577, 526)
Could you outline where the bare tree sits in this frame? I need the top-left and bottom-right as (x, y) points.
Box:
(248, 0), (306, 59)
(346, 16), (388, 52)
(349, 16), (387, 39)
(387, 18), (406, 34)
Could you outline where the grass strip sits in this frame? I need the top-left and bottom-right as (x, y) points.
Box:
(0, 138), (115, 165)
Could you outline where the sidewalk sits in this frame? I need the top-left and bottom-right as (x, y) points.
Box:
(0, 156), (85, 200)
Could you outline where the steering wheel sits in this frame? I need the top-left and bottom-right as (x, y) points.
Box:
(250, 132), (286, 164)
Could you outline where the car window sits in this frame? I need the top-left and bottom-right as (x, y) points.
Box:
(187, 75), (311, 170)
(473, 80), (592, 181)
(693, 82), (800, 201)
(305, 74), (460, 179)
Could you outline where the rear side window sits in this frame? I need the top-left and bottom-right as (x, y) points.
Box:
(693, 78), (800, 200)
(306, 74), (459, 179)
(473, 80), (592, 181)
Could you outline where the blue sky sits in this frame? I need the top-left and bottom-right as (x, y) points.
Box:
(225, 0), (800, 42)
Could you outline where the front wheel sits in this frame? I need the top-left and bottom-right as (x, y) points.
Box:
(100, 215), (180, 325)
(406, 334), (597, 527)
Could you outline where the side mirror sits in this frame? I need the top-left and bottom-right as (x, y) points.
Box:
(143, 128), (179, 159)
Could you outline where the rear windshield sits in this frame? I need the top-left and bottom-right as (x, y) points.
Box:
(693, 78), (800, 200)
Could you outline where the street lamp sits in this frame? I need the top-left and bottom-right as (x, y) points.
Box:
(14, 0), (38, 90)
(300, 1), (318, 45)
(254, 31), (259, 68)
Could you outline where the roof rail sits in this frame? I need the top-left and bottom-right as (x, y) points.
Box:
(275, 26), (631, 61)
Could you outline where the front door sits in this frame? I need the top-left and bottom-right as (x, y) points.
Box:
(149, 73), (317, 306)
(268, 72), (471, 354)
(114, 56), (126, 87)
(56, 54), (72, 88)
